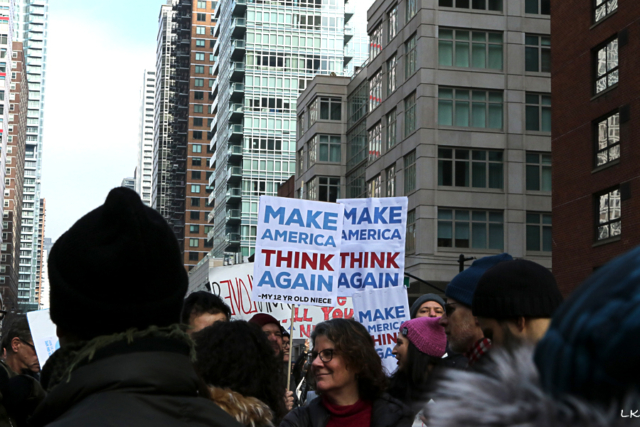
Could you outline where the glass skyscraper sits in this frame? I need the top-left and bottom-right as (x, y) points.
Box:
(209, 0), (368, 259)
(12, 0), (48, 309)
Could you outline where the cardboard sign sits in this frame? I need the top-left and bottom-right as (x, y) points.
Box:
(252, 196), (344, 307)
(336, 197), (408, 297)
(352, 287), (411, 374)
(26, 309), (59, 368)
(204, 262), (353, 339)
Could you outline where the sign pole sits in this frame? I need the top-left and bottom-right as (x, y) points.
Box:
(286, 305), (295, 390)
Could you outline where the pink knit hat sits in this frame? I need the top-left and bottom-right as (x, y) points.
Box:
(399, 316), (447, 358)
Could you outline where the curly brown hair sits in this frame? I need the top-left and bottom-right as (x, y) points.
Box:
(311, 318), (388, 400)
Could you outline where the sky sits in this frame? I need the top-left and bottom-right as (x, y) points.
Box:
(41, 0), (166, 241)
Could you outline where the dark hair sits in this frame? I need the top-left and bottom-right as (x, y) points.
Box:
(388, 338), (441, 411)
(193, 320), (287, 422)
(181, 291), (231, 324)
(292, 350), (308, 387)
(311, 318), (388, 400)
(2, 316), (33, 353)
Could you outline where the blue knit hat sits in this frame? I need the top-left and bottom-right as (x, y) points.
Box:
(534, 244), (640, 404)
(445, 253), (513, 306)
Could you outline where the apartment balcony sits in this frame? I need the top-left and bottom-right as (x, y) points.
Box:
(344, 26), (353, 45)
(208, 191), (215, 206)
(210, 114), (218, 134)
(213, 39), (220, 56)
(210, 131), (218, 153)
(208, 209), (216, 223)
(209, 150), (217, 169)
(230, 39), (246, 61)
(211, 78), (219, 98)
(225, 209), (241, 224)
(229, 61), (244, 82)
(212, 59), (220, 77)
(226, 187), (242, 203)
(344, 55), (353, 67)
(209, 171), (217, 187)
(228, 103), (244, 123)
(224, 233), (241, 251)
(227, 166), (242, 183)
(227, 144), (243, 162)
(231, 0), (247, 17)
(228, 124), (243, 143)
(230, 82), (244, 102)
(231, 18), (246, 38)
(207, 227), (215, 241)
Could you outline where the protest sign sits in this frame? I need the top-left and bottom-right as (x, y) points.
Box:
(200, 262), (354, 339)
(336, 197), (408, 297)
(352, 286), (411, 374)
(26, 309), (59, 368)
(251, 196), (344, 307)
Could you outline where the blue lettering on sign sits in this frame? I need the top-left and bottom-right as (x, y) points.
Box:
(358, 306), (405, 322)
(264, 206), (340, 230)
(338, 273), (400, 289)
(341, 229), (402, 241)
(257, 271), (333, 291)
(344, 206), (404, 225)
(260, 229), (337, 247)
(265, 206), (286, 224)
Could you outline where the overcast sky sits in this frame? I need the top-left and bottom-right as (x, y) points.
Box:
(42, 0), (165, 241)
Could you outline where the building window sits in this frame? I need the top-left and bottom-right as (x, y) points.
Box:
(195, 39), (205, 47)
(438, 209), (504, 250)
(595, 112), (620, 167)
(190, 225), (200, 233)
(193, 118), (203, 127)
(386, 165), (396, 197)
(196, 25), (206, 34)
(404, 92), (416, 136)
(194, 105), (203, 113)
(388, 5), (398, 41)
(594, 0), (617, 22)
(310, 97), (341, 125)
(525, 152), (552, 191)
(369, 69), (383, 110)
(318, 135), (341, 163)
(405, 34), (417, 78)
(525, 35), (551, 73)
(595, 38), (618, 94)
(438, 148), (504, 189)
(193, 131), (203, 139)
(298, 148), (305, 173)
(406, 209), (416, 253)
(406, 0), (417, 21)
(438, 88), (503, 129)
(386, 109), (397, 150)
(197, 13), (206, 21)
(439, 0), (503, 11)
(348, 80), (368, 127)
(191, 185), (201, 193)
(526, 213), (552, 252)
(387, 55), (397, 94)
(193, 144), (203, 153)
(525, 93), (552, 132)
(347, 122), (367, 169)
(404, 150), (416, 194)
(346, 165), (366, 199)
(307, 178), (317, 200)
(596, 188), (621, 241)
(318, 177), (340, 202)
(368, 122), (382, 162)
(194, 78), (204, 87)
(192, 171), (201, 179)
(368, 175), (382, 198)
(195, 65), (205, 74)
(308, 137), (317, 167)
(191, 198), (201, 207)
(192, 158), (202, 166)
(439, 29), (503, 70)
(189, 239), (199, 248)
(369, 24), (383, 61)
(525, 0), (550, 14)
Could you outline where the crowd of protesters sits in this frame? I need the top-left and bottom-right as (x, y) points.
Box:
(0, 187), (637, 426)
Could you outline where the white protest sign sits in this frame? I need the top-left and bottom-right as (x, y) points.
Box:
(26, 309), (59, 368)
(202, 262), (353, 338)
(336, 197), (408, 297)
(352, 286), (410, 375)
(252, 196), (344, 307)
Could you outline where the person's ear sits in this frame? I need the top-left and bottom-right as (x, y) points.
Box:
(10, 337), (20, 353)
(516, 316), (526, 332)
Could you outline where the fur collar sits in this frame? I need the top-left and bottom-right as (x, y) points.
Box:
(208, 386), (274, 427)
(424, 346), (640, 427)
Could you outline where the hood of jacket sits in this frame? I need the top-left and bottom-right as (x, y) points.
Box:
(424, 346), (640, 427)
(208, 386), (274, 427)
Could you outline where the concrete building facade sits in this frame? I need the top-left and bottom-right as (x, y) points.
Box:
(136, 69), (156, 205)
(551, 0), (640, 295)
(296, 0), (553, 296)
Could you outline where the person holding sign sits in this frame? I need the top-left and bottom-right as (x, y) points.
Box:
(280, 319), (412, 427)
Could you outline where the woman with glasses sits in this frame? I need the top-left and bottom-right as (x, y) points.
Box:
(280, 318), (412, 427)
(388, 317), (447, 426)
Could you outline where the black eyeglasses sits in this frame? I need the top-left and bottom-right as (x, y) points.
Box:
(444, 302), (458, 317)
(19, 339), (35, 352)
(308, 349), (335, 364)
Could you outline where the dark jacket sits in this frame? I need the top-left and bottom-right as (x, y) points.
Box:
(0, 359), (45, 427)
(29, 326), (241, 427)
(279, 393), (412, 427)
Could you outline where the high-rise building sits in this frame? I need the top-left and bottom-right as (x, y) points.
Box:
(12, 0), (49, 311)
(136, 69), (156, 205)
(153, 3), (176, 218)
(295, 0), (552, 299)
(551, 0), (638, 295)
(209, 0), (366, 259)
(32, 196), (44, 309)
(121, 176), (135, 191)
(38, 236), (50, 309)
(0, 40), (26, 312)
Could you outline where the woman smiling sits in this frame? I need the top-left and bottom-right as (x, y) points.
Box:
(280, 319), (412, 427)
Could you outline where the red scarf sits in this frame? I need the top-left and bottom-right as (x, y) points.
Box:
(322, 396), (372, 427)
(464, 337), (492, 367)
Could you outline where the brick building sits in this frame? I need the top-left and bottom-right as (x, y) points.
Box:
(551, 0), (640, 295)
(0, 41), (26, 311)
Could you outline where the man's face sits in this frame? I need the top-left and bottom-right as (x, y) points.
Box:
(439, 297), (480, 354)
(416, 301), (444, 318)
(14, 338), (40, 373)
(283, 336), (290, 361)
(262, 323), (283, 356)
(188, 312), (227, 335)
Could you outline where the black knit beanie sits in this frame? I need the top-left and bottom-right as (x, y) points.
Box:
(472, 259), (563, 318)
(48, 187), (188, 340)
